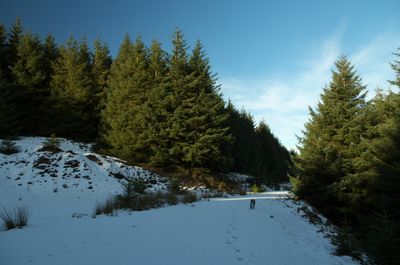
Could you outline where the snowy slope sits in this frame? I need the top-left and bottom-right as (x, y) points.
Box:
(0, 138), (358, 265)
(0, 137), (168, 202)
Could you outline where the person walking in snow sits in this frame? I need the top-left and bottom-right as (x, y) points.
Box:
(250, 199), (256, 209)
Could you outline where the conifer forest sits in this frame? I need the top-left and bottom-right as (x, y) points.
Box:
(0, 18), (291, 183)
(1, 16), (400, 265)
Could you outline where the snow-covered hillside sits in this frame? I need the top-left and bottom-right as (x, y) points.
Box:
(0, 137), (168, 201)
(0, 138), (358, 265)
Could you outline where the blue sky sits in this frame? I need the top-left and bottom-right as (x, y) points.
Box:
(1, 0), (399, 149)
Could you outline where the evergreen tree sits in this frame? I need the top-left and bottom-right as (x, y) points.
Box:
(146, 40), (172, 166)
(49, 36), (96, 141)
(176, 40), (232, 173)
(92, 38), (112, 112)
(0, 24), (7, 74)
(0, 18), (24, 137)
(254, 121), (290, 183)
(10, 32), (49, 135)
(389, 47), (400, 88)
(165, 29), (191, 165)
(42, 33), (59, 91)
(349, 51), (400, 217)
(101, 35), (151, 162)
(6, 17), (23, 79)
(226, 104), (257, 174)
(0, 24), (20, 137)
(292, 56), (367, 218)
(0, 69), (20, 137)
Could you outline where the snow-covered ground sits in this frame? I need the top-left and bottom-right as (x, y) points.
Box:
(0, 138), (358, 265)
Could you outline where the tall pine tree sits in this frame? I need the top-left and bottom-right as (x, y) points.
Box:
(0, 23), (19, 137)
(6, 17), (23, 80)
(178, 41), (231, 173)
(11, 32), (48, 135)
(92, 38), (112, 112)
(292, 56), (367, 219)
(49, 36), (96, 141)
(101, 35), (152, 162)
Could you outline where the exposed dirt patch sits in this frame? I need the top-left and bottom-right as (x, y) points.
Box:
(110, 172), (126, 180)
(33, 156), (51, 169)
(297, 206), (323, 225)
(66, 150), (77, 155)
(85, 154), (103, 165)
(38, 145), (63, 153)
(64, 160), (80, 169)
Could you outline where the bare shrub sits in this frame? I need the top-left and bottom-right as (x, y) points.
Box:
(94, 197), (115, 216)
(0, 139), (19, 155)
(0, 206), (29, 230)
(182, 192), (198, 204)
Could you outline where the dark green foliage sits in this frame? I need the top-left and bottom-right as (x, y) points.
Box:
(100, 35), (153, 162)
(49, 37), (97, 141)
(92, 38), (111, 112)
(6, 17), (23, 79)
(123, 177), (149, 196)
(11, 32), (49, 136)
(292, 56), (367, 219)
(254, 121), (291, 183)
(0, 71), (21, 138)
(101, 31), (234, 175)
(0, 24), (7, 75)
(226, 102), (291, 183)
(226, 104), (257, 173)
(168, 177), (183, 194)
(0, 139), (19, 155)
(145, 40), (172, 166)
(39, 134), (62, 152)
(0, 21), (21, 138)
(174, 40), (232, 172)
(358, 213), (400, 265)
(292, 52), (400, 263)
(0, 19), (289, 191)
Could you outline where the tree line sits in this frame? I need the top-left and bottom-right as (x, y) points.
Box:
(0, 18), (291, 183)
(291, 54), (400, 264)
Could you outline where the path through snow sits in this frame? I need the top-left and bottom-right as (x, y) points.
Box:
(0, 191), (357, 265)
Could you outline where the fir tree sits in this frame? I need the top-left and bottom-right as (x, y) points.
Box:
(146, 40), (172, 166)
(226, 104), (258, 174)
(42, 33), (59, 91)
(49, 36), (96, 141)
(349, 51), (400, 217)
(0, 70), (20, 137)
(6, 17), (23, 79)
(184, 41), (231, 172)
(0, 24), (7, 74)
(101, 35), (152, 162)
(0, 19), (24, 137)
(292, 56), (367, 218)
(11, 32), (50, 136)
(92, 38), (112, 112)
(0, 24), (20, 137)
(389, 47), (400, 88)
(254, 121), (290, 183)
(165, 29), (191, 165)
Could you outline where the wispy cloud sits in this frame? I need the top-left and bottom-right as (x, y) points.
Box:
(351, 34), (400, 93)
(220, 30), (400, 150)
